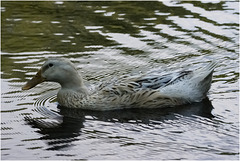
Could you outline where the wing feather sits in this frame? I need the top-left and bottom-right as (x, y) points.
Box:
(134, 71), (192, 90)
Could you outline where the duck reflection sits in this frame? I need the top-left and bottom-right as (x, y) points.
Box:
(25, 98), (214, 151)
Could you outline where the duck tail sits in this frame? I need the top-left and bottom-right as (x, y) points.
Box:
(196, 60), (218, 75)
(193, 61), (218, 99)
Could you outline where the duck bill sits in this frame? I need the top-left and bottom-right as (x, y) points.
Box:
(22, 69), (45, 90)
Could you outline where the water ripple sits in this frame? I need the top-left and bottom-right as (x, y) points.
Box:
(1, 1), (239, 160)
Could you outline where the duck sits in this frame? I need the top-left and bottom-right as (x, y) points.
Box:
(22, 58), (217, 111)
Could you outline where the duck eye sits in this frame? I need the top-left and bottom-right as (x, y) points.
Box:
(48, 63), (54, 67)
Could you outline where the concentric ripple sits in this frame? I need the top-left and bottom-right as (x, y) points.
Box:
(33, 90), (63, 122)
(33, 90), (58, 109)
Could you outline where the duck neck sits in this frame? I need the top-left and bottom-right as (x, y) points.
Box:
(60, 74), (89, 95)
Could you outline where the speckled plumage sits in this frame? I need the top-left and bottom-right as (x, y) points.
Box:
(22, 58), (217, 111)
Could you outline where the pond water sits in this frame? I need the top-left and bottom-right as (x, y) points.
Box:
(1, 1), (239, 160)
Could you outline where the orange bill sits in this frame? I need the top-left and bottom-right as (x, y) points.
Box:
(22, 69), (45, 90)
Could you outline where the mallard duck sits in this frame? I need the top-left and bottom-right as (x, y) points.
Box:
(22, 58), (217, 110)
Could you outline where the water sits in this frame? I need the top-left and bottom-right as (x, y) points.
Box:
(1, 1), (239, 160)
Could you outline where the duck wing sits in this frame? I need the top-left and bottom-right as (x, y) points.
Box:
(134, 71), (192, 90)
(95, 70), (193, 94)
(90, 71), (193, 109)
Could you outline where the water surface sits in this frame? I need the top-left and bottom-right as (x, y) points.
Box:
(1, 1), (239, 160)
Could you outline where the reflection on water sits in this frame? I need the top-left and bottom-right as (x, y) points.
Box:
(25, 98), (214, 151)
(1, 1), (239, 160)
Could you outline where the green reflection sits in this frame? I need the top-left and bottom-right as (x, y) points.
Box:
(2, 1), (237, 53)
(1, 1), (238, 81)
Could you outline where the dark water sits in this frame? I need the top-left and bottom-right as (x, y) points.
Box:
(1, 1), (239, 160)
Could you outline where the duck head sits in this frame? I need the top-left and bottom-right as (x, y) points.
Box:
(22, 58), (85, 90)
